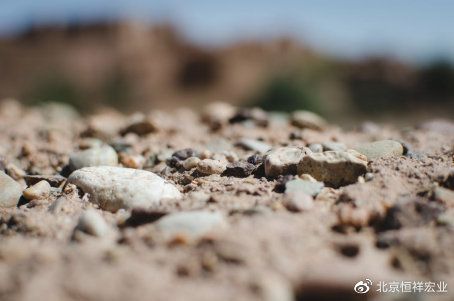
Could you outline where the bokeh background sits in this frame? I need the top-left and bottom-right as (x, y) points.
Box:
(0, 0), (453, 124)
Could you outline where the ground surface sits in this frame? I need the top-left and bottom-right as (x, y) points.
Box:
(0, 100), (453, 301)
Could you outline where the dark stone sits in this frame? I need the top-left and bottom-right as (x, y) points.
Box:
(222, 161), (256, 178)
(247, 154), (263, 166)
(121, 209), (167, 228)
(172, 148), (199, 161)
(24, 174), (67, 188)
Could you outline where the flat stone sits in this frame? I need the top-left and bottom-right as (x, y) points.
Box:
(156, 211), (227, 239)
(290, 111), (327, 131)
(24, 174), (66, 188)
(308, 144), (323, 153)
(223, 161), (256, 178)
(23, 180), (51, 201)
(285, 178), (324, 197)
(0, 171), (22, 208)
(264, 147), (310, 177)
(68, 166), (181, 212)
(75, 209), (110, 237)
(353, 140), (403, 161)
(69, 145), (118, 171)
(322, 142), (347, 152)
(237, 138), (271, 154)
(120, 113), (157, 136)
(196, 159), (226, 175)
(297, 150), (368, 187)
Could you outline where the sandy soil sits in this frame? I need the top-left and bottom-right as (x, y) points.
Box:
(0, 100), (453, 301)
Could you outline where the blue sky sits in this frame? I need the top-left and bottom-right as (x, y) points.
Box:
(0, 0), (453, 62)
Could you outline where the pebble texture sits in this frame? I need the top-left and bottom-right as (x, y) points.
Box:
(69, 145), (118, 171)
(0, 171), (22, 207)
(354, 140), (403, 161)
(75, 209), (110, 237)
(68, 166), (181, 212)
(285, 178), (324, 197)
(298, 150), (368, 187)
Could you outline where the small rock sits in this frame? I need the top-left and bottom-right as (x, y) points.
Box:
(290, 111), (327, 131)
(119, 153), (145, 169)
(0, 171), (22, 207)
(182, 157), (201, 170)
(223, 161), (256, 178)
(75, 209), (109, 237)
(78, 138), (104, 150)
(353, 140), (403, 161)
(201, 102), (236, 130)
(283, 189), (314, 212)
(120, 113), (157, 136)
(24, 174), (66, 188)
(297, 150), (368, 187)
(229, 107), (268, 127)
(247, 154), (263, 166)
(69, 145), (118, 171)
(264, 147), (310, 178)
(433, 186), (454, 206)
(308, 144), (323, 153)
(364, 173), (374, 182)
(285, 178), (324, 197)
(5, 163), (26, 180)
(322, 142), (347, 152)
(196, 159), (226, 175)
(237, 138), (271, 154)
(156, 211), (227, 239)
(22, 180), (51, 201)
(172, 148), (200, 161)
(68, 166), (181, 212)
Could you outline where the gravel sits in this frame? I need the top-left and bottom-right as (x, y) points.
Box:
(0, 170), (22, 207)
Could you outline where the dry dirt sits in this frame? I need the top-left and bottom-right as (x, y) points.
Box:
(0, 100), (453, 301)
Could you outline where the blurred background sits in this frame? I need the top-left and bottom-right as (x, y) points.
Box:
(0, 0), (453, 124)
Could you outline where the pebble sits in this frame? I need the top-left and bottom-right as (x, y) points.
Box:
(285, 178), (324, 197)
(283, 188), (314, 212)
(308, 143), (323, 153)
(196, 159), (226, 175)
(75, 209), (110, 237)
(264, 147), (310, 177)
(156, 211), (227, 239)
(67, 166), (181, 212)
(290, 110), (327, 131)
(120, 113), (157, 136)
(433, 186), (454, 205)
(182, 157), (201, 170)
(5, 163), (26, 180)
(172, 148), (200, 161)
(24, 174), (66, 188)
(69, 145), (118, 171)
(223, 161), (256, 178)
(22, 180), (51, 201)
(237, 138), (272, 154)
(297, 150), (368, 187)
(0, 171), (22, 207)
(201, 102), (236, 130)
(322, 142), (347, 152)
(353, 140), (403, 161)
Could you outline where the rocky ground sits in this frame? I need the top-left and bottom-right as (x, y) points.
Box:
(0, 100), (453, 301)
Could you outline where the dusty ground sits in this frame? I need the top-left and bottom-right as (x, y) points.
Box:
(0, 100), (453, 301)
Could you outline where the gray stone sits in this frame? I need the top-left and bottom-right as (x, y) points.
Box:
(23, 180), (51, 201)
(297, 150), (368, 187)
(0, 171), (22, 207)
(182, 157), (201, 170)
(285, 178), (324, 197)
(68, 166), (181, 212)
(75, 209), (110, 237)
(322, 142), (347, 152)
(353, 140), (403, 161)
(237, 138), (271, 154)
(264, 147), (310, 177)
(308, 143), (323, 153)
(69, 145), (118, 171)
(290, 111), (327, 131)
(156, 211), (227, 239)
(196, 159), (226, 175)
